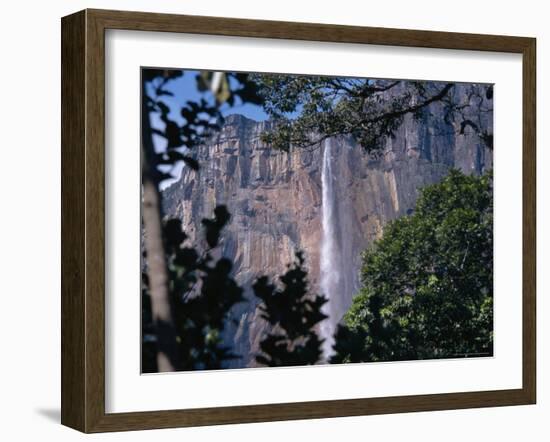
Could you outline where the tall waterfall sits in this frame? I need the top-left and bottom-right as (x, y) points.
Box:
(319, 139), (342, 359)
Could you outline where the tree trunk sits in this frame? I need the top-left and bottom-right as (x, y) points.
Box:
(141, 78), (179, 372)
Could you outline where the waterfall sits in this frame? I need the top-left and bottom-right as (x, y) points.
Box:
(319, 138), (342, 360)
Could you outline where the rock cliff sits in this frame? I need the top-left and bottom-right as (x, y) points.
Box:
(162, 84), (493, 368)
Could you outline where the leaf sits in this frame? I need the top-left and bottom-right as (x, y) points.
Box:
(196, 72), (211, 92)
(156, 101), (170, 116)
(156, 89), (174, 97)
(174, 247), (199, 268)
(182, 156), (199, 171)
(215, 76), (232, 104)
(213, 205), (230, 228)
(156, 171), (173, 182)
(201, 205), (231, 248)
(163, 219), (187, 247)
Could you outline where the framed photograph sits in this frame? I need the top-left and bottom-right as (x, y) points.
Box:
(61, 9), (536, 433)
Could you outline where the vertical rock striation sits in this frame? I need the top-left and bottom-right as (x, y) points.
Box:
(162, 84), (493, 368)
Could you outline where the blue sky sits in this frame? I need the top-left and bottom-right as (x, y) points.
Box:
(148, 69), (271, 189)
(158, 70), (269, 122)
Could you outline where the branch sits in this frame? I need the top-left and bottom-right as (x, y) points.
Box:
(362, 83), (454, 126)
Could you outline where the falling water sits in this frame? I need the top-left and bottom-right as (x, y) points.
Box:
(319, 139), (341, 359)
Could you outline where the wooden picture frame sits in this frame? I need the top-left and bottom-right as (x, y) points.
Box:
(61, 8), (536, 433)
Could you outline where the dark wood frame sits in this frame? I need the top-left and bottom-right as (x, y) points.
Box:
(61, 8), (536, 433)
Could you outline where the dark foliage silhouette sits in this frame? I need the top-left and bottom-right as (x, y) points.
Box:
(253, 252), (328, 367)
(142, 206), (246, 371)
(141, 69), (262, 371)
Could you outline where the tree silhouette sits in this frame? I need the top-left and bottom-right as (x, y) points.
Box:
(142, 206), (245, 371)
(253, 252), (328, 367)
(141, 69), (262, 371)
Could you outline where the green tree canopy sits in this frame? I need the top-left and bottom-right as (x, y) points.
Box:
(332, 169), (493, 364)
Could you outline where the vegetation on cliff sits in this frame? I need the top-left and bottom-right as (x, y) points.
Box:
(254, 75), (493, 152)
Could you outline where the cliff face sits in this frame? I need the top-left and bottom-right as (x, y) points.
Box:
(162, 85), (493, 368)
